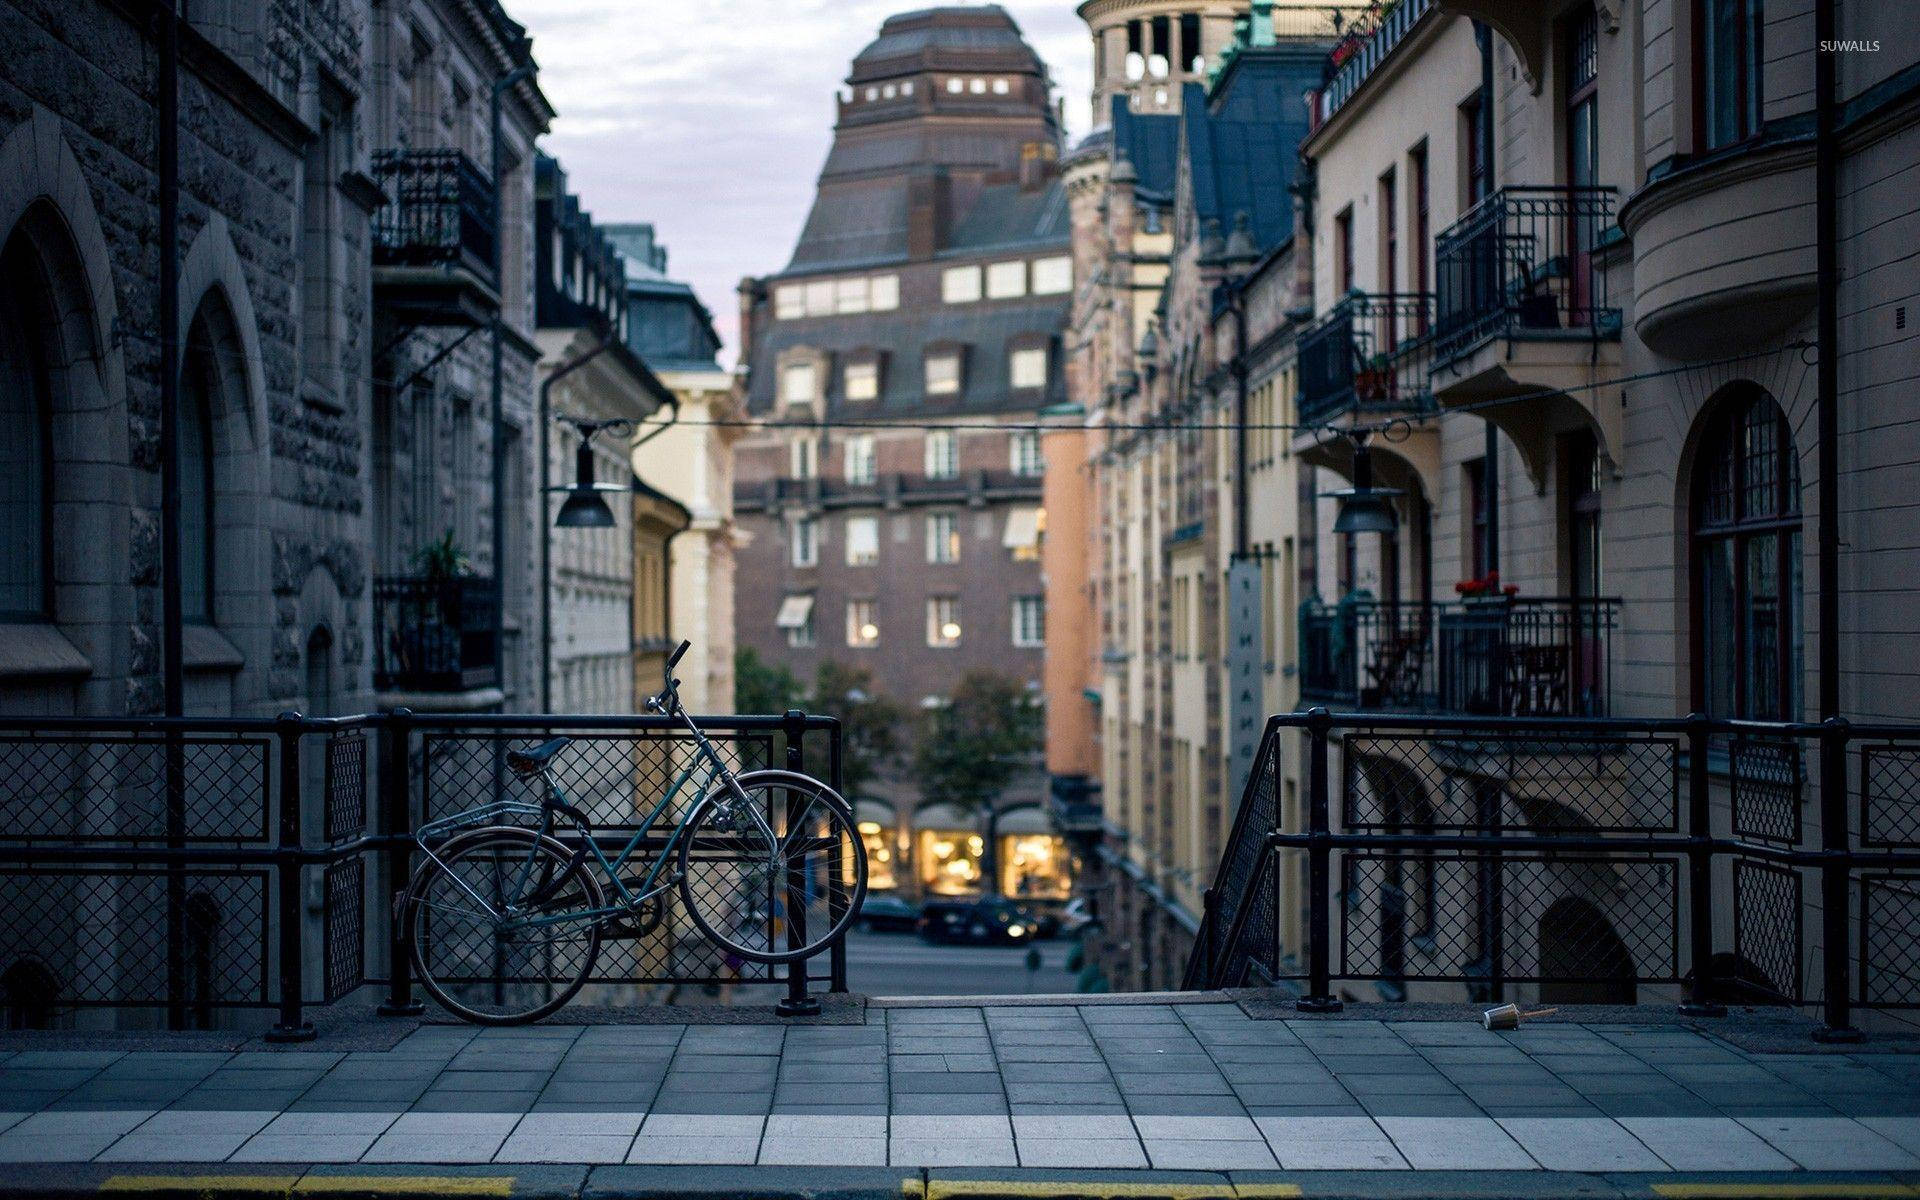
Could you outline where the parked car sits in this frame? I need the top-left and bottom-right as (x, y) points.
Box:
(917, 897), (1039, 945)
(858, 893), (921, 933)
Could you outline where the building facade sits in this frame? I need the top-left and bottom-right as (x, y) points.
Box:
(1288, 0), (1920, 1009)
(612, 223), (741, 718)
(734, 5), (1073, 902)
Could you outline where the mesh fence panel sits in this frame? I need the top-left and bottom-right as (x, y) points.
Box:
(1341, 733), (1679, 832)
(324, 731), (369, 842)
(1862, 744), (1920, 848)
(1859, 876), (1920, 1007)
(1732, 737), (1803, 845)
(0, 735), (270, 842)
(1732, 859), (1803, 1001)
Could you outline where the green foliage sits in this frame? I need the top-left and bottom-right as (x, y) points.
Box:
(912, 670), (1043, 817)
(734, 647), (803, 716)
(412, 530), (470, 582)
(808, 660), (907, 802)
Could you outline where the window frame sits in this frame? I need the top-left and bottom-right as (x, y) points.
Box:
(941, 265), (982, 304)
(927, 596), (962, 647)
(925, 429), (958, 479)
(0, 263), (55, 623)
(844, 433), (877, 484)
(1009, 430), (1043, 477)
(1009, 346), (1048, 391)
(789, 515), (819, 568)
(1012, 595), (1045, 648)
(780, 360), (818, 406)
(926, 511), (961, 564)
(847, 598), (879, 648)
(845, 514), (880, 566)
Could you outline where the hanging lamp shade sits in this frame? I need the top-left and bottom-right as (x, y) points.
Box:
(1325, 442), (1403, 534)
(553, 440), (621, 528)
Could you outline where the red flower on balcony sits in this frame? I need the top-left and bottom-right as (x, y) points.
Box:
(1454, 569), (1516, 599)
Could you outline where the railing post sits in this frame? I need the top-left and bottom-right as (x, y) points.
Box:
(827, 717), (849, 995)
(1298, 708), (1342, 1012)
(1814, 717), (1862, 1042)
(775, 708), (821, 1017)
(266, 713), (316, 1042)
(1680, 712), (1726, 1016)
(379, 708), (425, 1017)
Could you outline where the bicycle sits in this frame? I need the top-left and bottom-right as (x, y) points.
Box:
(399, 640), (868, 1024)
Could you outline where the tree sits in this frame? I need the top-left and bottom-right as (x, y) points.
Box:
(734, 647), (802, 716)
(913, 670), (1044, 818)
(808, 661), (907, 802)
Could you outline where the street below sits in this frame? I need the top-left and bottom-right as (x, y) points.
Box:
(841, 928), (1079, 997)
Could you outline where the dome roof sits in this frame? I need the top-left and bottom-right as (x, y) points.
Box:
(850, 5), (1046, 82)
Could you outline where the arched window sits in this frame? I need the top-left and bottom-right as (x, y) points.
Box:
(0, 235), (54, 620)
(1693, 388), (1802, 720)
(179, 335), (218, 624)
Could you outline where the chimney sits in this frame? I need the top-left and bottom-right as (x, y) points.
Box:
(1019, 141), (1059, 192)
(907, 167), (951, 259)
(737, 277), (761, 361)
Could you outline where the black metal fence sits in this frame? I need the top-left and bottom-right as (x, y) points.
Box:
(1300, 596), (1620, 717)
(1432, 185), (1621, 365)
(1187, 709), (1920, 1038)
(0, 709), (845, 1037)
(1296, 293), (1437, 428)
(370, 148), (498, 280)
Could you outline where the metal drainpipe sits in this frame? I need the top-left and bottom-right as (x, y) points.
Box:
(1815, 0), (1838, 721)
(491, 63), (534, 709)
(1232, 279), (1251, 560)
(1475, 20), (1499, 578)
(156, 0), (186, 1033)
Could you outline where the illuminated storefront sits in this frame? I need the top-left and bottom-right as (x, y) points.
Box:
(854, 800), (900, 892)
(912, 802), (1072, 901)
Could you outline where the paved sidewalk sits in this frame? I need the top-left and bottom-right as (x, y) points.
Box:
(0, 1000), (1917, 1184)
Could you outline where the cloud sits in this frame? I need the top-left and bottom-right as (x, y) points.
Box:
(511, 0), (1093, 365)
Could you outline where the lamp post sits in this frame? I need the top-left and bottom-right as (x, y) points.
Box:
(540, 414), (633, 712)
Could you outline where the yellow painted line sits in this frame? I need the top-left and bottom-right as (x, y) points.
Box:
(101, 1178), (298, 1196)
(1232, 1188), (1306, 1200)
(925, 1181), (1250, 1200)
(1653, 1186), (1920, 1200)
(296, 1178), (515, 1198)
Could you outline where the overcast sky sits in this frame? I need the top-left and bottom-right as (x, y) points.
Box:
(511, 1), (1094, 366)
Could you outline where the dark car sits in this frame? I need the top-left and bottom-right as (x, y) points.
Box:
(858, 893), (921, 933)
(917, 897), (1040, 945)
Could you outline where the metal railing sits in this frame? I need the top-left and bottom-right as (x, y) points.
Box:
(1186, 709), (1920, 1039)
(1432, 186), (1622, 365)
(1300, 596), (1619, 717)
(1296, 293), (1436, 428)
(373, 575), (500, 694)
(0, 710), (846, 1036)
(370, 149), (498, 280)
(1316, 0), (1433, 125)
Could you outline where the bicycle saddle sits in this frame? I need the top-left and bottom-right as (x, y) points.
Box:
(506, 737), (572, 777)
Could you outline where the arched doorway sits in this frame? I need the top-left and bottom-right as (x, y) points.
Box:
(305, 626), (336, 717)
(1538, 896), (1636, 1004)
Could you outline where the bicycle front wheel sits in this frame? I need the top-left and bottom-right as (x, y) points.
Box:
(677, 770), (867, 965)
(408, 826), (604, 1025)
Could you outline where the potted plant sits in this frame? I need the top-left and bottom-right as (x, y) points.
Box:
(1454, 569), (1520, 601)
(1354, 351), (1393, 403)
(405, 530), (471, 678)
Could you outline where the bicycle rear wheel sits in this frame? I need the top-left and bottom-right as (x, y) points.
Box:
(677, 770), (867, 965)
(408, 826), (604, 1025)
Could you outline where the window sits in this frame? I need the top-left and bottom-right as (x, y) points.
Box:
(992, 78), (1010, 95)
(925, 430), (957, 478)
(1462, 90), (1490, 205)
(1172, 576), (1191, 658)
(947, 77), (964, 94)
(790, 516), (818, 567)
(1002, 505), (1041, 561)
(927, 512), (960, 564)
(781, 361), (817, 405)
(1009, 430), (1043, 477)
(847, 599), (879, 647)
(969, 78), (987, 94)
(179, 343), (216, 623)
(1379, 168), (1398, 349)
(789, 435), (817, 480)
(776, 594), (816, 648)
(1411, 143), (1431, 334)
(846, 515), (879, 566)
(1012, 596), (1045, 648)
(1694, 389), (1801, 722)
(1700, 0), (1762, 148)
(0, 248), (52, 620)
(925, 351), (962, 397)
(1465, 457), (1489, 579)
(1565, 430), (1602, 599)
(844, 434), (876, 484)
(869, 275), (899, 311)
(941, 265), (982, 303)
(803, 279), (834, 316)
(773, 284), (804, 318)
(986, 260), (1026, 299)
(928, 597), (961, 647)
(844, 360), (879, 401)
(835, 277), (869, 314)
(1009, 346), (1048, 390)
(1032, 255), (1072, 295)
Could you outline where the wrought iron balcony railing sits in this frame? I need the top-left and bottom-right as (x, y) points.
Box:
(1300, 595), (1619, 717)
(1315, 0), (1432, 126)
(370, 149), (498, 281)
(1296, 293), (1436, 428)
(1432, 186), (1622, 365)
(373, 574), (500, 693)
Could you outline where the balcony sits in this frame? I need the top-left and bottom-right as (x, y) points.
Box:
(1296, 293), (1436, 429)
(733, 470), (1042, 514)
(1313, 0), (1433, 128)
(1300, 595), (1619, 716)
(373, 575), (500, 695)
(1433, 186), (1620, 365)
(370, 149), (500, 328)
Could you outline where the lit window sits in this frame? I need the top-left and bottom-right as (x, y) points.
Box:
(928, 596), (961, 646)
(789, 516), (818, 567)
(882, 83), (897, 99)
(835, 277), (869, 314)
(803, 279), (834, 316)
(941, 265), (981, 303)
(1009, 346), (1048, 390)
(1012, 596), (1045, 648)
(1002, 505), (1041, 562)
(1009, 431), (1043, 477)
(846, 515), (880, 566)
(776, 594), (816, 647)
(781, 361), (817, 405)
(845, 434), (877, 483)
(901, 80), (914, 95)
(969, 78), (987, 94)
(986, 261), (1027, 299)
(947, 77), (964, 94)
(847, 599), (879, 647)
(1031, 255), (1072, 295)
(925, 430), (958, 478)
(844, 360), (878, 402)
(865, 86), (878, 101)
(869, 275), (900, 311)
(926, 351), (962, 397)
(789, 436), (817, 480)
(926, 512), (961, 564)
(774, 285), (804, 319)
(992, 78), (1010, 95)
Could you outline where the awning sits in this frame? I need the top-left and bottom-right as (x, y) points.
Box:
(1001, 505), (1040, 550)
(774, 594), (814, 629)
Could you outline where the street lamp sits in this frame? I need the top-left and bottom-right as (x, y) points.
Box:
(1325, 434), (1403, 535)
(551, 417), (634, 529)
